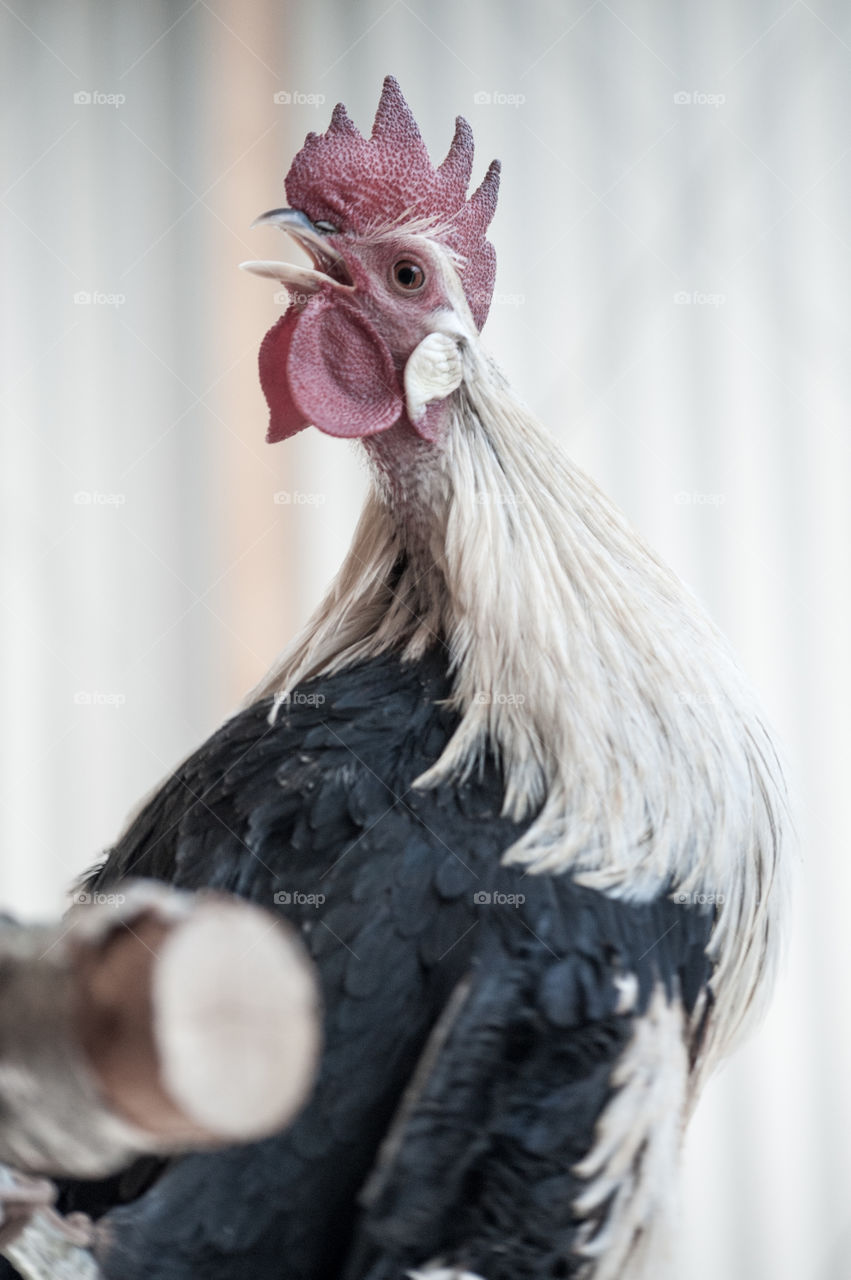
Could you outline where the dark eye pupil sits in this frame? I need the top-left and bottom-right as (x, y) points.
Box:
(395, 261), (423, 289)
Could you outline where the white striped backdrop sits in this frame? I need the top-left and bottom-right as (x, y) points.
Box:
(0, 2), (847, 1277)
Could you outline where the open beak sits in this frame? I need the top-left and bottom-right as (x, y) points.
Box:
(240, 209), (353, 296)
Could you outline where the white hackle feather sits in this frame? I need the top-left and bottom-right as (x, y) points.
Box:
(250, 238), (788, 1136)
(571, 984), (687, 1280)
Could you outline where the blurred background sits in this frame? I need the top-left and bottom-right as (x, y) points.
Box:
(0, 1), (847, 1276)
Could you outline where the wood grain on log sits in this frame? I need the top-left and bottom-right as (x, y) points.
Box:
(0, 882), (321, 1280)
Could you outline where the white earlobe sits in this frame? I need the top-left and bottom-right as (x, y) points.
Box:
(403, 332), (463, 423)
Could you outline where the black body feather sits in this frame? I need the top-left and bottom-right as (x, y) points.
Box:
(5, 650), (715, 1279)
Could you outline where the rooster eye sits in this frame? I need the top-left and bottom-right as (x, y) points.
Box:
(392, 260), (425, 292)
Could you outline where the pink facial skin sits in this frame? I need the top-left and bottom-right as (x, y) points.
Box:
(256, 77), (500, 445)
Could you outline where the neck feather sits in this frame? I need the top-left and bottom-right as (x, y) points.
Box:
(249, 344), (789, 1074)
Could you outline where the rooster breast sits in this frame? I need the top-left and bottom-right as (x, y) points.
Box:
(50, 650), (715, 1280)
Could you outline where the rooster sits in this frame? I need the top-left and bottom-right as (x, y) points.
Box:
(15, 76), (787, 1280)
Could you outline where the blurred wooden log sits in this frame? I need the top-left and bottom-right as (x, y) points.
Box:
(0, 1165), (98, 1280)
(0, 882), (321, 1280)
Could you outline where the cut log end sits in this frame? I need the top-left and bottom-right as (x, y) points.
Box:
(73, 890), (321, 1147)
(0, 883), (321, 1279)
(154, 899), (321, 1141)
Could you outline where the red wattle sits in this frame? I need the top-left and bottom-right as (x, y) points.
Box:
(286, 296), (403, 439)
(258, 310), (311, 443)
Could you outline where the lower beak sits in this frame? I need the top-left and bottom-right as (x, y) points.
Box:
(240, 208), (353, 296)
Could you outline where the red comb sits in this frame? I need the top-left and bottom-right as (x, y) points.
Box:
(284, 75), (501, 329)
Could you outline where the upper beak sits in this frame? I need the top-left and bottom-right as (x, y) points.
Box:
(240, 209), (353, 296)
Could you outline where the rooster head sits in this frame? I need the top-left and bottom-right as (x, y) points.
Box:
(242, 76), (500, 445)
